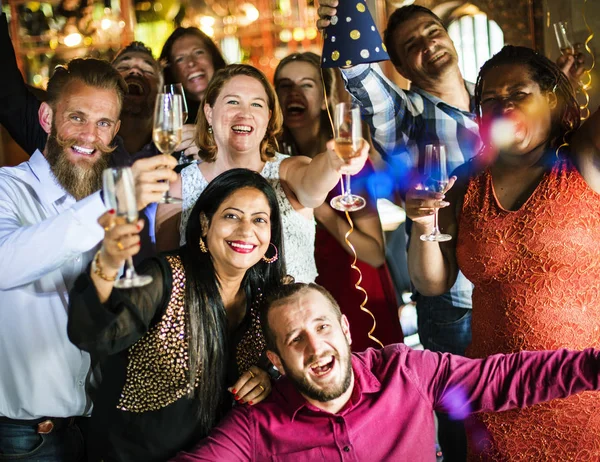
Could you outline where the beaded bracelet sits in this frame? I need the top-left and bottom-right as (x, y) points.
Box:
(92, 250), (118, 282)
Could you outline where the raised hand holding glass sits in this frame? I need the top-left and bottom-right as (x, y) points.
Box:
(102, 167), (153, 288)
(330, 102), (366, 212)
(420, 144), (452, 242)
(153, 92), (183, 204)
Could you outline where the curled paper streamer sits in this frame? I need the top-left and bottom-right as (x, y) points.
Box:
(342, 210), (384, 348)
(579, 0), (595, 120)
(321, 68), (383, 349)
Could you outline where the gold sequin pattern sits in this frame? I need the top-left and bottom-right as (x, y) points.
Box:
(235, 293), (266, 374)
(117, 255), (198, 412)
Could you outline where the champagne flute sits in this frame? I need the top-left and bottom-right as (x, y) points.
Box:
(553, 21), (575, 56)
(330, 102), (366, 212)
(164, 84), (190, 163)
(164, 83), (189, 123)
(102, 167), (153, 288)
(420, 144), (452, 242)
(153, 92), (183, 204)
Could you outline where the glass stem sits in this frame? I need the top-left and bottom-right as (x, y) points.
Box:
(163, 182), (171, 201)
(125, 257), (136, 279)
(344, 173), (352, 199)
(432, 208), (440, 235)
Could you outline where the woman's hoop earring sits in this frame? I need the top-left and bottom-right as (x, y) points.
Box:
(199, 237), (208, 253)
(261, 243), (278, 264)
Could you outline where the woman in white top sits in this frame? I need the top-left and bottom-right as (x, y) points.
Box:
(156, 64), (368, 282)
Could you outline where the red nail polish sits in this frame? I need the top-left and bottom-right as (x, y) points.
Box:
(108, 209), (115, 214)
(234, 395), (239, 400)
(232, 389), (237, 394)
(248, 401), (253, 405)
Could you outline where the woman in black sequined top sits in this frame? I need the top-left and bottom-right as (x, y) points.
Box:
(68, 168), (286, 462)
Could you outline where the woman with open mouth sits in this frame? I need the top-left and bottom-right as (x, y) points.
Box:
(155, 64), (369, 284)
(67, 168), (286, 462)
(160, 27), (226, 124)
(273, 52), (403, 351)
(405, 45), (600, 460)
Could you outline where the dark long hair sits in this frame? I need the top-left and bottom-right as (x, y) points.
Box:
(180, 168), (285, 434)
(160, 27), (226, 88)
(273, 52), (336, 156)
(475, 45), (580, 148)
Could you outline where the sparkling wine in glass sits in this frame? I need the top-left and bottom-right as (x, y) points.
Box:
(102, 167), (153, 288)
(330, 102), (366, 212)
(164, 83), (188, 123)
(153, 92), (183, 204)
(420, 144), (452, 242)
(554, 21), (575, 56)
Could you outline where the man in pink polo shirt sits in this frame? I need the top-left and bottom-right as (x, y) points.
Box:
(173, 283), (600, 461)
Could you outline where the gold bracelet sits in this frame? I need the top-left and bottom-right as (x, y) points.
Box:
(92, 250), (118, 282)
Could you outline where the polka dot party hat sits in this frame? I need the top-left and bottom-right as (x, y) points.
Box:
(321, 0), (389, 68)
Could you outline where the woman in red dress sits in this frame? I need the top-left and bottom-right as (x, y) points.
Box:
(274, 52), (402, 350)
(406, 46), (600, 460)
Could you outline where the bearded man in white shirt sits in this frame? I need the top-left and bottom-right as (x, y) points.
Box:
(0, 58), (177, 461)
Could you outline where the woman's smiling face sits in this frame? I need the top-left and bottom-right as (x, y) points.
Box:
(204, 75), (272, 157)
(205, 186), (272, 275)
(276, 60), (325, 131)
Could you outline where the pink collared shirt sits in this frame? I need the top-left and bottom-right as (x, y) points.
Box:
(172, 344), (600, 461)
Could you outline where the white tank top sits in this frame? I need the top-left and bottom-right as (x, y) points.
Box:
(179, 153), (318, 283)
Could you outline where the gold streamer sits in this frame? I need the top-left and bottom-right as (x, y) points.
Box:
(320, 67), (384, 348)
(578, 0), (595, 120)
(343, 210), (384, 348)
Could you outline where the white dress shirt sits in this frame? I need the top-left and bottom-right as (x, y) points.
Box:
(0, 150), (106, 419)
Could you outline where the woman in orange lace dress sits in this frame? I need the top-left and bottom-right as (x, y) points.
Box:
(406, 46), (600, 460)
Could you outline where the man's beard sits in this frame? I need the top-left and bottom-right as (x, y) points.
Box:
(281, 341), (353, 403)
(45, 126), (112, 201)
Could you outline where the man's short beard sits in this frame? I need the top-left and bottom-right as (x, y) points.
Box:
(45, 127), (111, 201)
(281, 342), (353, 403)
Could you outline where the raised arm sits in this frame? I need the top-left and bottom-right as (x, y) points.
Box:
(67, 220), (170, 357)
(571, 105), (600, 194)
(0, 184), (105, 289)
(316, 0), (415, 162)
(341, 64), (417, 161)
(405, 173), (463, 296)
(406, 345), (600, 415)
(0, 12), (47, 154)
(279, 139), (369, 209)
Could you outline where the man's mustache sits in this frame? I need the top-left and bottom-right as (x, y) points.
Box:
(52, 133), (116, 155)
